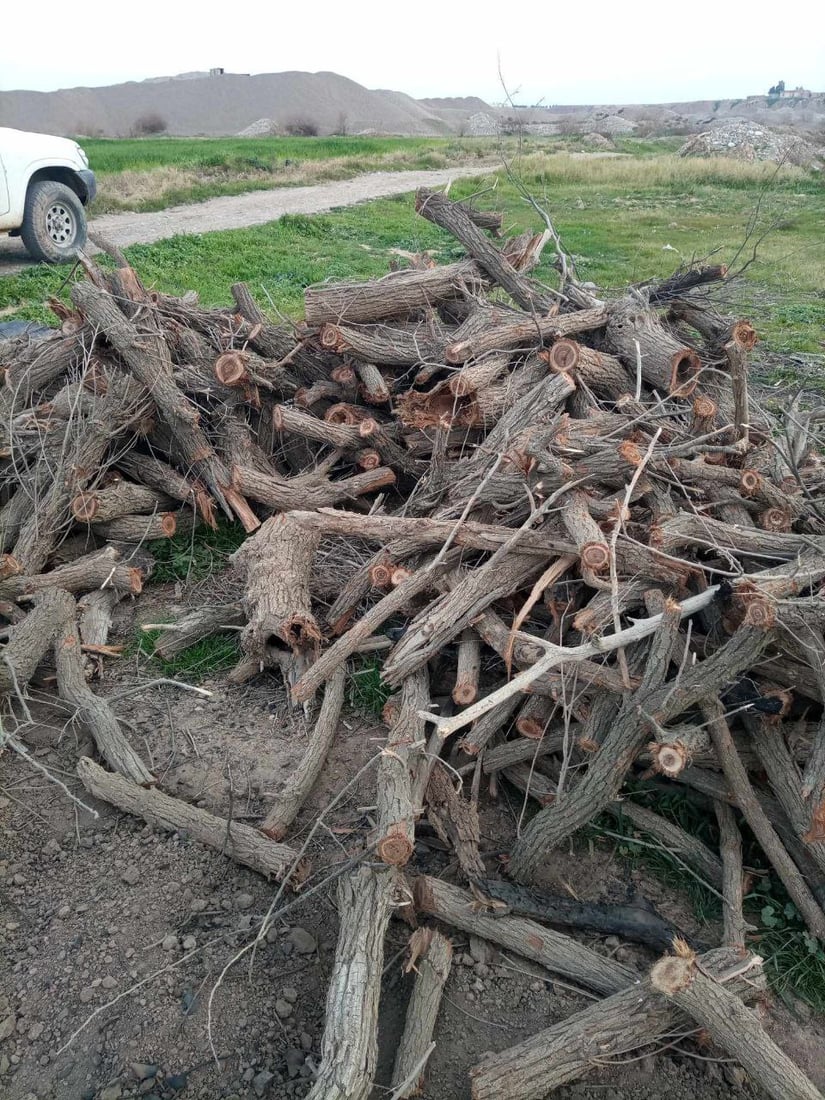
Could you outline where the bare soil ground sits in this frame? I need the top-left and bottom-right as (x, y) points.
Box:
(0, 165), (494, 277)
(3, 579), (825, 1100)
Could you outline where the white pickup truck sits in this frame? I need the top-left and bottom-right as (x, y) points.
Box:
(0, 127), (97, 263)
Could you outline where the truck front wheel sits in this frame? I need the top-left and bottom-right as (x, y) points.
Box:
(20, 180), (87, 263)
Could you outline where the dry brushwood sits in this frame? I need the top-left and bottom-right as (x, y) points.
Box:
(4, 184), (825, 1100)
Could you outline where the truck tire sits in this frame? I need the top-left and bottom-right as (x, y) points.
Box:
(20, 180), (87, 263)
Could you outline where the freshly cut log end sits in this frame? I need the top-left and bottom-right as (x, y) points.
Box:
(617, 439), (642, 466)
(325, 403), (360, 425)
(357, 449), (382, 471)
(743, 599), (777, 630)
(669, 348), (702, 396)
(740, 469), (764, 497)
(453, 682), (478, 706)
(369, 558), (394, 589)
(692, 394), (718, 421)
(581, 540), (610, 573)
(332, 365), (356, 385)
(71, 492), (98, 522)
(648, 739), (690, 778)
(758, 507), (793, 532)
(214, 351), (249, 386)
(319, 323), (344, 352)
(732, 320), (758, 350)
(650, 953), (696, 996)
(377, 826), (415, 867)
(545, 339), (580, 374)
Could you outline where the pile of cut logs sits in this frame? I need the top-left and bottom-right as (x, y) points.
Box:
(2, 188), (825, 1099)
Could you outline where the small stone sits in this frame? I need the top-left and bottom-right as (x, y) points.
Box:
(280, 987), (298, 1004)
(265, 925), (279, 944)
(100, 1084), (122, 1100)
(43, 839), (61, 857)
(182, 935), (197, 951)
(275, 999), (293, 1020)
(161, 934), (179, 952)
(0, 1014), (16, 1040)
(242, 1067), (255, 1083)
(167, 1072), (188, 1091)
(101, 976), (117, 990)
(0, 1054), (9, 1074)
(27, 1022), (44, 1041)
(131, 1063), (158, 1081)
(604, 935), (621, 949)
(299, 1032), (313, 1052)
(190, 899), (208, 913)
(12, 873), (26, 886)
(121, 865), (140, 886)
(474, 963), (490, 979)
(81, 1090), (96, 1100)
(285, 927), (316, 955)
(285, 1048), (304, 1078)
(79, 987), (95, 1004)
(234, 893), (254, 911)
(57, 905), (71, 919)
(252, 1069), (274, 1096)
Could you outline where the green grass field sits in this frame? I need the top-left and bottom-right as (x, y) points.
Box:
(77, 134), (684, 214)
(79, 134), (500, 213)
(3, 147), (823, 355)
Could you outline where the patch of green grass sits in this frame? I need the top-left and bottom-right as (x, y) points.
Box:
(80, 135), (455, 175)
(136, 626), (240, 682)
(148, 518), (247, 583)
(2, 151), (821, 358)
(347, 656), (391, 717)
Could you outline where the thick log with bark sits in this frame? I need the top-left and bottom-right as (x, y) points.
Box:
(232, 514), (321, 676)
(414, 875), (635, 995)
(305, 261), (483, 325)
(470, 948), (764, 1100)
(307, 865), (397, 1100)
(77, 757), (304, 882)
(390, 927), (453, 1098)
(650, 951), (824, 1100)
(376, 669), (430, 865)
(606, 297), (701, 396)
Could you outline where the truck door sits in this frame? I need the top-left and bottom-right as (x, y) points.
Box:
(0, 152), (9, 215)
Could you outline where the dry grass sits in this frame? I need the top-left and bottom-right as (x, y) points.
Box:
(509, 151), (812, 188)
(94, 148), (475, 213)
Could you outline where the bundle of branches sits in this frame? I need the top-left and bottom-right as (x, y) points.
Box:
(3, 187), (825, 1098)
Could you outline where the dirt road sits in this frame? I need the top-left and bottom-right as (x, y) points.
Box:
(0, 164), (492, 275)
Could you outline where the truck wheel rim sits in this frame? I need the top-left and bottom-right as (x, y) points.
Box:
(46, 204), (75, 245)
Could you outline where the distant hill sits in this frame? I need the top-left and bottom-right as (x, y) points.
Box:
(0, 70), (822, 140)
(0, 71), (479, 138)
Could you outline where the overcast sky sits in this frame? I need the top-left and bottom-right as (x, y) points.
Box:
(3, 0), (823, 104)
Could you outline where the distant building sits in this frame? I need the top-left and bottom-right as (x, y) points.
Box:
(210, 67), (225, 77)
(780, 87), (812, 99)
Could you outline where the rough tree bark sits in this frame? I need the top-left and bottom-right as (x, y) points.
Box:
(306, 865), (397, 1100)
(77, 757), (304, 882)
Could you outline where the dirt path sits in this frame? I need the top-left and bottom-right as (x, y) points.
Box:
(0, 164), (493, 275)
